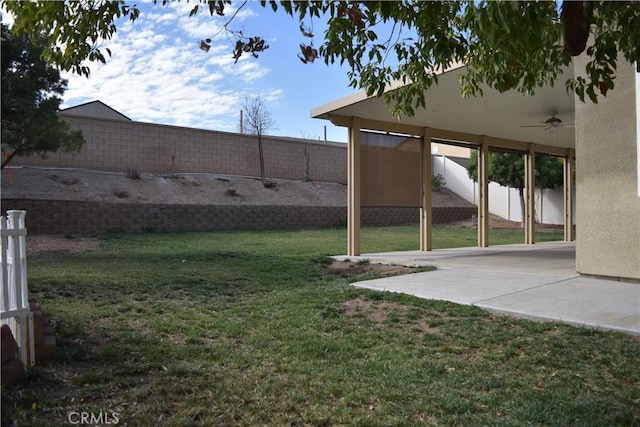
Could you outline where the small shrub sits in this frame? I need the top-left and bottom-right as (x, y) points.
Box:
(114, 190), (130, 199)
(127, 167), (141, 180)
(432, 173), (446, 191)
(224, 189), (239, 197)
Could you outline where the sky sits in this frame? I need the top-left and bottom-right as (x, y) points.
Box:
(7, 2), (359, 143)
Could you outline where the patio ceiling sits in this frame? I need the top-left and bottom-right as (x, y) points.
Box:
(312, 64), (576, 152)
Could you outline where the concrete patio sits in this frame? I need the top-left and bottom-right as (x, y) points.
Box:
(334, 242), (640, 335)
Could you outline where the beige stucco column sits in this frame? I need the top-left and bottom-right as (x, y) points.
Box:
(477, 138), (489, 247)
(347, 117), (361, 256)
(574, 58), (639, 280)
(525, 146), (536, 244)
(563, 149), (575, 242)
(420, 128), (433, 251)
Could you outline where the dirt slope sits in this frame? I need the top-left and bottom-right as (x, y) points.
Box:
(1, 166), (473, 208)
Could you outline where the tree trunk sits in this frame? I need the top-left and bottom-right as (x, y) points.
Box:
(1, 139), (26, 170)
(1, 151), (18, 170)
(303, 145), (310, 181)
(518, 187), (525, 229)
(257, 133), (265, 184)
(561, 1), (588, 56)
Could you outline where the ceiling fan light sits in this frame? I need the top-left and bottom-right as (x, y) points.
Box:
(546, 116), (562, 126)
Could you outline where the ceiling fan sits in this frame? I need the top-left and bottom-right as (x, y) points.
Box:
(520, 112), (573, 130)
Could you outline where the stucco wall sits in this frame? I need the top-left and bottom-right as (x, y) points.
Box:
(12, 115), (348, 184)
(574, 59), (640, 280)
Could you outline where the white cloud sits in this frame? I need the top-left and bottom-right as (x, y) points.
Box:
(1, 9), (14, 26)
(61, 2), (278, 133)
(235, 60), (270, 81)
(55, 1), (354, 143)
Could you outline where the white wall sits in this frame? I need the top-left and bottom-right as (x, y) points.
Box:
(434, 155), (573, 225)
(434, 156), (476, 204)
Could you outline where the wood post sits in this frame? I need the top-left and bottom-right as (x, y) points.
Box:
(420, 128), (433, 251)
(347, 118), (361, 256)
(477, 139), (489, 247)
(525, 146), (536, 244)
(564, 149), (575, 241)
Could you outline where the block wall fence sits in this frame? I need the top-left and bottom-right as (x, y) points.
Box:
(12, 114), (348, 184)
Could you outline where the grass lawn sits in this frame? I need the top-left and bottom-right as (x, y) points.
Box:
(3, 226), (638, 426)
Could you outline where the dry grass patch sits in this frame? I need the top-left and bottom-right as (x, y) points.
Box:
(326, 260), (420, 278)
(344, 297), (444, 336)
(26, 235), (101, 256)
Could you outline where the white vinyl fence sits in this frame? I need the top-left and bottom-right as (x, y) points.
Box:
(434, 156), (574, 225)
(1, 210), (35, 368)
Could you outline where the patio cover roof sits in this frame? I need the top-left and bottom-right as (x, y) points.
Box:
(311, 63), (577, 256)
(312, 64), (575, 153)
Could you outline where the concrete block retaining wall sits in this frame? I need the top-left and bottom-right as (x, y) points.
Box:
(1, 200), (476, 234)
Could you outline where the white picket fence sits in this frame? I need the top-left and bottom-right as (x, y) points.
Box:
(1, 210), (35, 368)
